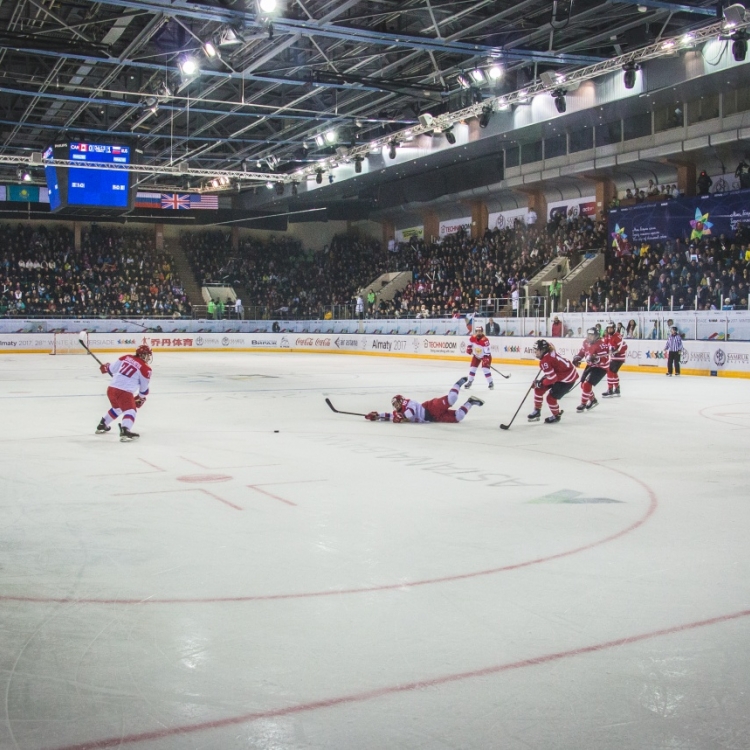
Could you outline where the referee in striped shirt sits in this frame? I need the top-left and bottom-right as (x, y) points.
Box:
(664, 326), (683, 376)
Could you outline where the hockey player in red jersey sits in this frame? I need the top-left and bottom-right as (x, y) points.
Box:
(572, 328), (610, 412)
(601, 321), (627, 397)
(366, 378), (484, 423)
(527, 339), (579, 424)
(464, 324), (494, 389)
(96, 344), (152, 441)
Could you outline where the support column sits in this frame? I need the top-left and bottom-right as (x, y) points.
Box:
(421, 211), (439, 242)
(594, 178), (616, 216)
(382, 219), (395, 249)
(232, 226), (240, 251)
(469, 200), (489, 239)
(154, 223), (164, 250)
(73, 222), (82, 251)
(677, 163), (696, 197)
(517, 189), (546, 226)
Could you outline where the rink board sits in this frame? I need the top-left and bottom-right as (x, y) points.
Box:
(2, 332), (749, 378)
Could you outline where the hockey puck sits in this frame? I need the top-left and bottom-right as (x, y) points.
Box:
(274, 430), (279, 433)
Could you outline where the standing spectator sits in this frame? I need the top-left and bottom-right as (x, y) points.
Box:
(234, 297), (244, 319)
(367, 289), (376, 316)
(697, 170), (712, 195)
(664, 326), (683, 376)
(551, 316), (563, 337)
(355, 294), (364, 319)
(548, 277), (562, 311)
(511, 285), (520, 317)
(735, 156), (750, 189)
(207, 298), (216, 319)
(625, 319), (638, 338)
(526, 208), (537, 226)
(486, 317), (500, 336)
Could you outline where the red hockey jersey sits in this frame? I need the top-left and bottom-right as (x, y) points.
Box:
(575, 339), (611, 369)
(603, 331), (628, 361)
(539, 350), (579, 386)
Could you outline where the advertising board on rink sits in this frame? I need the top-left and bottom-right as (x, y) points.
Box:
(2, 327), (750, 378)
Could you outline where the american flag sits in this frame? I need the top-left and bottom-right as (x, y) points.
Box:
(189, 194), (219, 210)
(161, 194), (191, 210)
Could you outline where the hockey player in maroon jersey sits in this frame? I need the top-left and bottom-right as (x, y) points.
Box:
(601, 321), (627, 397)
(572, 328), (610, 412)
(464, 324), (494, 389)
(527, 339), (580, 424)
(365, 378), (484, 423)
(95, 344), (152, 442)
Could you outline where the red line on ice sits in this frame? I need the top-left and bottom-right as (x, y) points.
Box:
(44, 607), (750, 750)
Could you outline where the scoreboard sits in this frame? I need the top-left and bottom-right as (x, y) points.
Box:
(44, 141), (134, 214)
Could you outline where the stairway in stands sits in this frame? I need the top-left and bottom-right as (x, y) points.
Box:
(164, 237), (204, 308)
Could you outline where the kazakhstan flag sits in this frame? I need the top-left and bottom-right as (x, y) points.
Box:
(8, 185), (40, 202)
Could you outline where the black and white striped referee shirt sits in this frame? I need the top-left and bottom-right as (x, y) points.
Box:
(665, 333), (683, 352)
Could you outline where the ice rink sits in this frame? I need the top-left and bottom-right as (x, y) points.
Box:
(1, 350), (749, 750)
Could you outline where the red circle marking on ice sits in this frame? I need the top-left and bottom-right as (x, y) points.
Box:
(176, 474), (233, 484)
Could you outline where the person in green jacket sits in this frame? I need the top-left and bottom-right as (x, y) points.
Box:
(217, 299), (225, 320)
(207, 299), (216, 319)
(367, 289), (376, 316)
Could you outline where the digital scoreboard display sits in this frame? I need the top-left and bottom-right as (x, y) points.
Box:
(44, 141), (134, 214)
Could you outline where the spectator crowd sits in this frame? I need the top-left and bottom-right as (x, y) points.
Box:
(0, 223), (191, 317)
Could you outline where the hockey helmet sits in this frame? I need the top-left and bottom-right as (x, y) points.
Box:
(391, 395), (405, 411)
(586, 327), (600, 342)
(474, 324), (484, 335)
(533, 339), (550, 358)
(135, 344), (153, 363)
(606, 321), (616, 333)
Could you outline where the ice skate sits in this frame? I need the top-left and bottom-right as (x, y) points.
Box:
(585, 398), (599, 411)
(527, 409), (541, 422)
(463, 380), (472, 389)
(576, 402), (586, 412)
(119, 425), (140, 442)
(545, 411), (563, 423)
(455, 377), (468, 388)
(488, 382), (494, 390)
(95, 419), (111, 434)
(601, 388), (614, 398)
(467, 396), (484, 406)
(614, 386), (621, 397)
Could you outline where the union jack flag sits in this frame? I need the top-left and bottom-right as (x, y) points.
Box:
(161, 194), (190, 209)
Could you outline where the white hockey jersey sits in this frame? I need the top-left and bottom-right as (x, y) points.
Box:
(106, 355), (151, 396)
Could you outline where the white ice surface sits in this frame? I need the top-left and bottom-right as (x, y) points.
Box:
(0, 352), (749, 750)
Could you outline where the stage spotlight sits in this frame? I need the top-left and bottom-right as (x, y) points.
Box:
(315, 170), (323, 184)
(553, 89), (567, 114)
(178, 55), (199, 77)
(723, 3), (747, 29)
(470, 68), (486, 84)
(388, 141), (398, 159)
(623, 63), (638, 89)
(258, 0), (278, 13)
(488, 65), (503, 81)
(456, 73), (471, 89)
(444, 128), (456, 145)
(314, 134), (325, 148)
(203, 40), (218, 58)
(324, 129), (337, 144)
(354, 157), (363, 173)
(478, 106), (493, 128)
(274, 182), (285, 195)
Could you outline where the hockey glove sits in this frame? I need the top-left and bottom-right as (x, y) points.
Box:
(534, 378), (546, 389)
(135, 396), (146, 409)
(365, 411), (379, 421)
(481, 355), (491, 368)
(586, 354), (600, 365)
(392, 411), (406, 423)
(100, 363), (110, 374)
(572, 355), (583, 366)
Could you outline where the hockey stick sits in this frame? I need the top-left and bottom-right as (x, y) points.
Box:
(491, 365), (511, 379)
(325, 398), (367, 417)
(121, 318), (151, 331)
(499, 369), (541, 430)
(78, 332), (111, 376)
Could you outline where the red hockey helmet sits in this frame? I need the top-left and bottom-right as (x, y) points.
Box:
(391, 395), (405, 412)
(135, 344), (153, 363)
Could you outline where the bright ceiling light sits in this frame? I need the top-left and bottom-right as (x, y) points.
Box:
(488, 65), (503, 80)
(324, 129), (337, 144)
(518, 90), (528, 102)
(497, 97), (509, 110)
(681, 33), (695, 45)
(723, 3), (747, 28)
(259, 0), (278, 13)
(661, 39), (675, 50)
(203, 40), (218, 58)
(179, 56), (199, 76)
(470, 68), (486, 84)
(456, 73), (471, 89)
(314, 134), (325, 147)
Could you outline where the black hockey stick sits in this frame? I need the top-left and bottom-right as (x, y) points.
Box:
(499, 369), (541, 430)
(491, 365), (511, 379)
(325, 398), (367, 417)
(78, 333), (111, 377)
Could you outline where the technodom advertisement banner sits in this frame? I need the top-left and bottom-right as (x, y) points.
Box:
(608, 188), (750, 248)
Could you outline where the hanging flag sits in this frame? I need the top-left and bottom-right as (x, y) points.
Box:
(189, 194), (219, 210)
(135, 192), (162, 208)
(0, 186), (6, 202)
(161, 193), (190, 209)
(8, 185), (40, 202)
